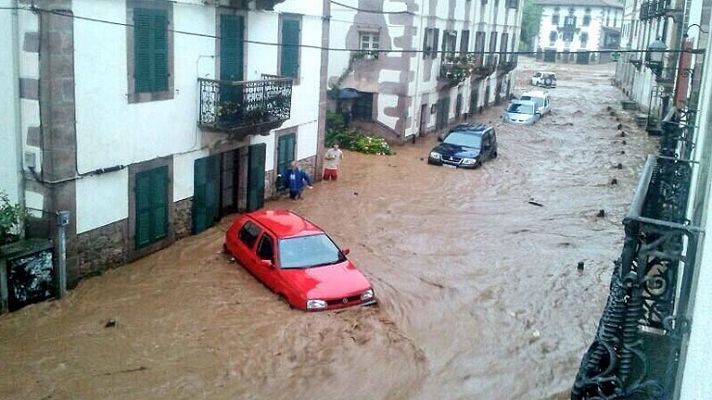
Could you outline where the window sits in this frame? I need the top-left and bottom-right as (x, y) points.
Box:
(563, 16), (576, 42)
(134, 8), (168, 93)
(423, 28), (440, 59)
(135, 166), (168, 248)
(475, 31), (486, 64)
(580, 32), (589, 47)
(279, 15), (301, 79)
(499, 32), (508, 63)
(506, 0), (519, 8)
(552, 13), (560, 25)
(279, 234), (343, 269)
(238, 221), (261, 248)
(583, 8), (591, 26)
(549, 30), (558, 45)
(277, 133), (296, 175)
(442, 30), (457, 58)
(488, 31), (497, 65)
(257, 234), (274, 261)
(460, 30), (470, 54)
(360, 32), (379, 51)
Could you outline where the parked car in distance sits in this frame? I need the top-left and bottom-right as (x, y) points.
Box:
(531, 72), (557, 88)
(503, 100), (541, 125)
(224, 210), (376, 311)
(428, 123), (498, 168)
(520, 90), (551, 116)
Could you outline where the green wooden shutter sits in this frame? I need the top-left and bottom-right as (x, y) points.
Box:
(135, 166), (168, 248)
(152, 12), (168, 92)
(280, 19), (300, 78)
(277, 133), (295, 174)
(247, 144), (266, 212)
(135, 170), (152, 247)
(151, 166), (168, 241)
(220, 15), (244, 81)
(133, 8), (168, 93)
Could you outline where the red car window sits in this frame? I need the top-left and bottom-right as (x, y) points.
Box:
(238, 221), (261, 249)
(257, 234), (275, 261)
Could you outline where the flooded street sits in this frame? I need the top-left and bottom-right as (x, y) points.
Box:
(0, 59), (657, 400)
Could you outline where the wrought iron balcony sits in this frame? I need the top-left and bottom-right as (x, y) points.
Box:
(640, 0), (671, 20)
(203, 0), (286, 10)
(572, 112), (701, 399)
(198, 75), (292, 136)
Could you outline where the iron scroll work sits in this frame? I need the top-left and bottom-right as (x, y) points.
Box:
(571, 152), (700, 399)
(198, 75), (293, 137)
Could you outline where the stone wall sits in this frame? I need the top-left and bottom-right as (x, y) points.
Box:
(74, 219), (128, 279)
(173, 198), (192, 240)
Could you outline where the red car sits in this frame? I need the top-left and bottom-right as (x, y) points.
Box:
(224, 210), (376, 311)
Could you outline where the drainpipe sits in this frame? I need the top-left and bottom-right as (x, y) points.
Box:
(411, 2), (425, 139)
(11, 0), (25, 215)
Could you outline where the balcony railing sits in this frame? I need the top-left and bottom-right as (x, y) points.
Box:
(198, 75), (292, 135)
(640, 0), (671, 20)
(571, 111), (701, 399)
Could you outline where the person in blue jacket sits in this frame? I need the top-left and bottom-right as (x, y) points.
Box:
(282, 161), (313, 200)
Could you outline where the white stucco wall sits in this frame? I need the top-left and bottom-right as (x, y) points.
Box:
(0, 0), (21, 204)
(679, 19), (712, 398)
(76, 170), (129, 233)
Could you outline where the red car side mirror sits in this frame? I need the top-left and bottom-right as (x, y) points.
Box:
(261, 259), (273, 268)
(341, 248), (350, 256)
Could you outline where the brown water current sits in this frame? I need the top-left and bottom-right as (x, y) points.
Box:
(0, 59), (657, 400)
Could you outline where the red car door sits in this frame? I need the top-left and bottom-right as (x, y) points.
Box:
(233, 219), (263, 275)
(255, 232), (280, 291)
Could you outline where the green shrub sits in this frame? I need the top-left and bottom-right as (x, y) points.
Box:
(325, 111), (393, 155)
(0, 191), (27, 245)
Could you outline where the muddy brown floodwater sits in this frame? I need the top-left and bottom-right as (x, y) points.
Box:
(0, 58), (657, 400)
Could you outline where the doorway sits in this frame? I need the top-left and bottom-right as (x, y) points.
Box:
(419, 104), (429, 135)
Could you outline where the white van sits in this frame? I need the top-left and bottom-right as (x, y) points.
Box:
(520, 90), (551, 116)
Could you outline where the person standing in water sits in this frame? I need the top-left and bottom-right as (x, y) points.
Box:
(323, 143), (343, 181)
(282, 161), (313, 200)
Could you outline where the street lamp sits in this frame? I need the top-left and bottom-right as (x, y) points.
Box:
(645, 37), (667, 76)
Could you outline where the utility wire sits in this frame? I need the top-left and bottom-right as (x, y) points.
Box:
(5, 6), (704, 55)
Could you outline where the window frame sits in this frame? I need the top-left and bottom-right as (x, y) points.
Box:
(278, 14), (302, 83)
(359, 31), (380, 51)
(126, 0), (174, 104)
(238, 220), (262, 249)
(257, 233), (275, 261)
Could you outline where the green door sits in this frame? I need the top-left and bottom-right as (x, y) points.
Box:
(135, 166), (168, 248)
(247, 143), (266, 212)
(193, 156), (220, 234)
(276, 133), (296, 176)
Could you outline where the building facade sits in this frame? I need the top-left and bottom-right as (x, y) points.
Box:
(615, 0), (708, 132)
(327, 0), (523, 141)
(535, 0), (623, 63)
(0, 0), (328, 285)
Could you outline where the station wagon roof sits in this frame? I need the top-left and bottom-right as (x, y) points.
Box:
(521, 90), (548, 97)
(247, 209), (323, 238)
(450, 122), (490, 133)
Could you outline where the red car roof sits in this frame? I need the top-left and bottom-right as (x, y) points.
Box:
(246, 209), (323, 238)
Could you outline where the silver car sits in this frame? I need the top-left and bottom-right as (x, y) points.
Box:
(503, 100), (540, 125)
(520, 90), (551, 116)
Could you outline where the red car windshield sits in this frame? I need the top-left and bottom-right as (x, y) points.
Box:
(279, 234), (344, 269)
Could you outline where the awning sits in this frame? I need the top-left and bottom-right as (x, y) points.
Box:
(336, 88), (361, 100)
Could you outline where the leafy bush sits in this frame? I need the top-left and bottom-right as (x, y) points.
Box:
(0, 191), (27, 245)
(325, 111), (392, 155)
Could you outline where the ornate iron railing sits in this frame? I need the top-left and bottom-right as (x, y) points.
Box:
(198, 75), (292, 135)
(640, 0), (671, 20)
(571, 153), (701, 399)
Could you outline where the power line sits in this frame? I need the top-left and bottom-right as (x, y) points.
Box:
(4, 6), (703, 56)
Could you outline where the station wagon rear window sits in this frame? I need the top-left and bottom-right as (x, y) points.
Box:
(443, 131), (483, 148)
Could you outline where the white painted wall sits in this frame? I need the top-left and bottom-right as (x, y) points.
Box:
(679, 17), (712, 399)
(76, 170), (129, 233)
(0, 0), (22, 204)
